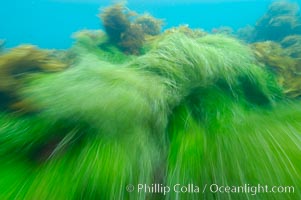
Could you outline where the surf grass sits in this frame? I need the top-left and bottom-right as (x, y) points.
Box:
(167, 98), (301, 199)
(0, 33), (300, 199)
(10, 59), (168, 199)
(133, 34), (280, 105)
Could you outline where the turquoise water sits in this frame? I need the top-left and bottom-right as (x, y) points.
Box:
(2, 0), (300, 49)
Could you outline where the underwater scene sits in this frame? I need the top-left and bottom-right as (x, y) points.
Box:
(1, 0), (301, 199)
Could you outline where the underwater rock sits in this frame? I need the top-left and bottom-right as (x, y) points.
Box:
(254, 0), (301, 41)
(0, 45), (67, 112)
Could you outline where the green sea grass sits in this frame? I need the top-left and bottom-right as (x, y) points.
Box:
(0, 33), (300, 199)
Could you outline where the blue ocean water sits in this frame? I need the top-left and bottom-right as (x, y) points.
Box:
(0, 0), (300, 49)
